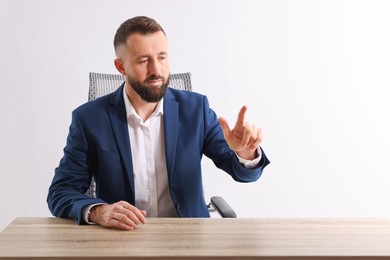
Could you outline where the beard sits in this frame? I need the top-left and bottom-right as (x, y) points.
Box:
(126, 74), (170, 103)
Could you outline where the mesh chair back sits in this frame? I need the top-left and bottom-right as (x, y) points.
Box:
(85, 72), (192, 198)
(89, 72), (192, 101)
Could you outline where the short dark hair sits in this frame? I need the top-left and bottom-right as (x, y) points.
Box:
(114, 16), (166, 51)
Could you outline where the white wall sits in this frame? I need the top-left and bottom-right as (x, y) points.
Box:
(1, 0), (390, 231)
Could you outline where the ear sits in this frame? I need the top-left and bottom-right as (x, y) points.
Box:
(114, 58), (126, 75)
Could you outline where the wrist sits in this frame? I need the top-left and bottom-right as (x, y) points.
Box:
(236, 149), (257, 160)
(89, 204), (105, 223)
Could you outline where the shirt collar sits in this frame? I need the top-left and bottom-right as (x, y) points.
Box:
(123, 85), (164, 122)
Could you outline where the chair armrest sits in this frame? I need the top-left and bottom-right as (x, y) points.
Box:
(210, 196), (237, 218)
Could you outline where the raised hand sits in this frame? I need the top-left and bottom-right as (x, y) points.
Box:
(218, 106), (263, 160)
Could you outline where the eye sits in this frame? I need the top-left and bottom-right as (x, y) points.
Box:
(138, 58), (148, 64)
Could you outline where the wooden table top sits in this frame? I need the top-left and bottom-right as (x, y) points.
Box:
(1, 217), (390, 259)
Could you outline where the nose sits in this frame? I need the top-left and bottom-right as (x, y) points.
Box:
(147, 58), (162, 77)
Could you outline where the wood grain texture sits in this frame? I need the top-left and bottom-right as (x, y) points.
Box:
(1, 217), (390, 259)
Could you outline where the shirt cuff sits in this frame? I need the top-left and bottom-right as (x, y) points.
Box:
(235, 146), (262, 168)
(82, 203), (106, 224)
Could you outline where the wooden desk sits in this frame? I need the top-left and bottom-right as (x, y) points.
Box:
(1, 217), (390, 259)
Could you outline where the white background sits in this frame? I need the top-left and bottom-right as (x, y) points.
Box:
(1, 0), (389, 231)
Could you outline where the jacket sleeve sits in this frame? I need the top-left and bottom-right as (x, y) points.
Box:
(47, 110), (105, 224)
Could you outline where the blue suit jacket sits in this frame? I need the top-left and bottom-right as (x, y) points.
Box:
(47, 85), (270, 224)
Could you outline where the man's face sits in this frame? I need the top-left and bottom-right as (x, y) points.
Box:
(116, 31), (170, 103)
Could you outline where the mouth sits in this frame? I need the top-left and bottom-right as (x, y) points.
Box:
(145, 77), (164, 87)
(146, 79), (162, 87)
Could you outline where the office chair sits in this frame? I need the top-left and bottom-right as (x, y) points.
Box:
(86, 72), (236, 218)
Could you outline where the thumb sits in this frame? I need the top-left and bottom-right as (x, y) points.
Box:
(218, 117), (231, 139)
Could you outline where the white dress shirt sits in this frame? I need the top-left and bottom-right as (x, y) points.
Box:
(123, 87), (177, 217)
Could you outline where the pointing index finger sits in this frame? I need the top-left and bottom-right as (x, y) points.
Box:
(235, 105), (248, 128)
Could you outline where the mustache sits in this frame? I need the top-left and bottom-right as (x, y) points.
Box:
(145, 75), (165, 81)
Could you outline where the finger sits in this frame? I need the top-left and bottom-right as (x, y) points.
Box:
(112, 211), (137, 229)
(241, 123), (256, 147)
(249, 128), (263, 150)
(115, 221), (134, 231)
(254, 128), (263, 146)
(123, 210), (145, 226)
(99, 208), (135, 230)
(120, 201), (147, 224)
(110, 201), (145, 227)
(240, 123), (251, 147)
(234, 106), (247, 128)
(109, 217), (134, 231)
(92, 203), (138, 230)
(218, 117), (231, 139)
(131, 208), (147, 224)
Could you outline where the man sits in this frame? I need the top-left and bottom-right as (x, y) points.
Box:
(47, 16), (270, 230)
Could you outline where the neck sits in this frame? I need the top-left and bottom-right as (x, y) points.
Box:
(125, 85), (158, 122)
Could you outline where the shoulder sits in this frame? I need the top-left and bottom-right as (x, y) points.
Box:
(166, 88), (208, 105)
(74, 86), (122, 115)
(73, 96), (108, 117)
(164, 88), (215, 121)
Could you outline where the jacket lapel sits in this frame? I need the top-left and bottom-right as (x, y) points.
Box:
(163, 89), (179, 183)
(106, 84), (135, 203)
